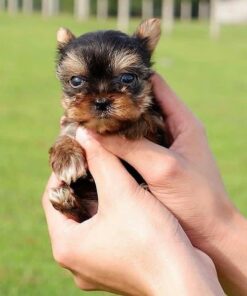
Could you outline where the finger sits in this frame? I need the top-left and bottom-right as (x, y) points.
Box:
(76, 128), (138, 201)
(98, 134), (178, 186)
(151, 73), (198, 137)
(42, 173), (78, 242)
(152, 73), (208, 155)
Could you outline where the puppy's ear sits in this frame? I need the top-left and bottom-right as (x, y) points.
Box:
(57, 27), (75, 50)
(134, 18), (161, 54)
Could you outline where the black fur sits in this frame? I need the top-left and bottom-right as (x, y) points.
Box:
(57, 30), (152, 99)
(50, 21), (169, 222)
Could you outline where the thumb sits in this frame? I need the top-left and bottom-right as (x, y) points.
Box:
(76, 128), (138, 202)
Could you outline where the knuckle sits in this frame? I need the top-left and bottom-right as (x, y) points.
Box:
(195, 249), (217, 274)
(163, 156), (181, 177)
(52, 244), (69, 267)
(74, 278), (95, 291)
(152, 155), (181, 183)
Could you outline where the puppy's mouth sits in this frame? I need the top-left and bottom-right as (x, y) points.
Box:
(67, 93), (144, 134)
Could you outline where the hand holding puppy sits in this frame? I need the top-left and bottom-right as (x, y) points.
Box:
(43, 129), (224, 296)
(43, 73), (247, 296)
(98, 74), (247, 296)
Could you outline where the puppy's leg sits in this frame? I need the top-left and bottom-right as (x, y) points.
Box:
(49, 185), (90, 221)
(49, 129), (87, 219)
(49, 135), (87, 184)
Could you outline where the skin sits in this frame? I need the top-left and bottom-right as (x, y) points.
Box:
(96, 74), (247, 296)
(42, 131), (224, 296)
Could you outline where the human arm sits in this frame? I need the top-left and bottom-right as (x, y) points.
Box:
(42, 128), (224, 296)
(97, 73), (247, 295)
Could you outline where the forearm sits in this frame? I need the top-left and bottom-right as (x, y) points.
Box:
(201, 209), (247, 296)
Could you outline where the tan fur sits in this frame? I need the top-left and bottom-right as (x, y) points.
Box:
(135, 18), (161, 53)
(134, 81), (153, 113)
(50, 185), (93, 221)
(98, 81), (109, 93)
(57, 51), (87, 80)
(57, 27), (75, 49)
(122, 112), (164, 140)
(84, 118), (122, 134)
(60, 120), (78, 138)
(63, 91), (152, 134)
(112, 51), (141, 74)
(49, 135), (87, 184)
(50, 185), (76, 211)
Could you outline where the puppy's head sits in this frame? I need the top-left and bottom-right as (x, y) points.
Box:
(56, 19), (161, 134)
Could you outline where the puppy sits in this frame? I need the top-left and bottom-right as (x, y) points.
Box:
(49, 18), (168, 222)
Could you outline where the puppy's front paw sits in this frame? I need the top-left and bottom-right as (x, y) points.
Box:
(49, 186), (77, 212)
(49, 185), (91, 222)
(50, 136), (87, 184)
(57, 152), (87, 184)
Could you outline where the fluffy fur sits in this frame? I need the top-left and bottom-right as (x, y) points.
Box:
(49, 19), (168, 221)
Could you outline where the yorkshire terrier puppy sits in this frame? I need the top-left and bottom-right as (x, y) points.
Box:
(49, 18), (168, 222)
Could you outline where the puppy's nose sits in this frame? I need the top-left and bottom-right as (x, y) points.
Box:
(94, 97), (111, 111)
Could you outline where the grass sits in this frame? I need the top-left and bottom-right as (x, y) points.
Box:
(0, 13), (246, 295)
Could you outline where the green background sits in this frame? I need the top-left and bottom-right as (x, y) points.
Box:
(0, 13), (246, 295)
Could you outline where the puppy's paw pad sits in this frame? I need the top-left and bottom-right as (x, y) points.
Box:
(49, 187), (76, 211)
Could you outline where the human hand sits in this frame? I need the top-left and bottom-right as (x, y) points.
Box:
(97, 73), (234, 245)
(43, 128), (224, 296)
(96, 73), (247, 295)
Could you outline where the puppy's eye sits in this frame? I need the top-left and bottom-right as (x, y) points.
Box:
(120, 73), (136, 84)
(69, 76), (86, 88)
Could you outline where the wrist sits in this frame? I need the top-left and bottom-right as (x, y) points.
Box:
(198, 206), (247, 296)
(198, 203), (246, 253)
(143, 228), (223, 296)
(190, 193), (237, 251)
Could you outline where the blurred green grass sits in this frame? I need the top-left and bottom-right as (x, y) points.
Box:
(0, 13), (246, 295)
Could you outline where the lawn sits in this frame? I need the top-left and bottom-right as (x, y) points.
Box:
(0, 13), (246, 295)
